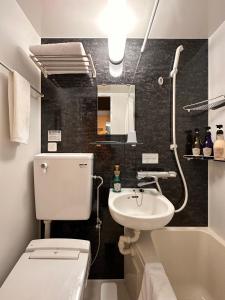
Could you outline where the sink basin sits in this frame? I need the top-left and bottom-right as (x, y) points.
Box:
(108, 188), (175, 230)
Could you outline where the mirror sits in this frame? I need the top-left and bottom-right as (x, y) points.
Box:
(97, 85), (135, 135)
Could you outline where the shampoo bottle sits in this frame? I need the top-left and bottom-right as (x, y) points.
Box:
(214, 125), (225, 160)
(113, 165), (121, 192)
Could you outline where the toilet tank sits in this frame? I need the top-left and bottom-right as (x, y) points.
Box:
(34, 153), (94, 220)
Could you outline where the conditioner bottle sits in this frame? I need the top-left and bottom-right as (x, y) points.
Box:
(203, 127), (213, 157)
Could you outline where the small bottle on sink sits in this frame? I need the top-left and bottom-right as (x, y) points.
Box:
(113, 165), (121, 192)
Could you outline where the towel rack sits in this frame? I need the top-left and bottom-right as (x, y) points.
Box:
(30, 54), (96, 78)
(0, 60), (44, 98)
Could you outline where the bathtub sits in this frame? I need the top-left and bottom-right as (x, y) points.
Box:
(124, 227), (225, 300)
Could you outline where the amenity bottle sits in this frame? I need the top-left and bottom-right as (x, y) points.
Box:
(203, 127), (213, 157)
(113, 165), (121, 192)
(192, 128), (202, 156)
(213, 125), (225, 160)
(185, 130), (193, 155)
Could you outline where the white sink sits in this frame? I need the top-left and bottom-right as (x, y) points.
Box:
(108, 188), (175, 230)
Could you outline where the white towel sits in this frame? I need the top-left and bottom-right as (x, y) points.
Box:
(29, 42), (89, 75)
(29, 42), (86, 56)
(138, 263), (177, 300)
(8, 71), (31, 144)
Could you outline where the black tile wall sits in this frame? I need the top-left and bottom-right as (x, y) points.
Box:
(41, 38), (208, 279)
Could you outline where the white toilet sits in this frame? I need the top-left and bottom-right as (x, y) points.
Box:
(0, 153), (94, 300)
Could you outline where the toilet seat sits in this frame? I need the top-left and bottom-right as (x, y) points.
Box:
(0, 239), (90, 300)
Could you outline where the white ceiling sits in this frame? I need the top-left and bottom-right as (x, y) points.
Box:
(17, 0), (225, 38)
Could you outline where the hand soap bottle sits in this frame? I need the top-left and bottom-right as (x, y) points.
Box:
(203, 126), (213, 157)
(113, 165), (121, 192)
(214, 125), (225, 160)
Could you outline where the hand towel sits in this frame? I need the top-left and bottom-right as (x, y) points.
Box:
(138, 263), (177, 300)
(8, 71), (31, 144)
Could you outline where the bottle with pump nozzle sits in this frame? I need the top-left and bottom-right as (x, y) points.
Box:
(185, 130), (193, 155)
(113, 165), (121, 192)
(213, 125), (225, 160)
(203, 127), (213, 157)
(192, 128), (202, 156)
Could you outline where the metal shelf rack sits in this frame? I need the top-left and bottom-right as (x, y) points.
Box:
(183, 95), (225, 112)
(183, 155), (225, 162)
(30, 54), (96, 78)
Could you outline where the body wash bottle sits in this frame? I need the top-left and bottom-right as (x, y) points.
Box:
(213, 125), (225, 160)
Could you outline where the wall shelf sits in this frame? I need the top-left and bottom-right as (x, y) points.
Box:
(183, 95), (225, 112)
(90, 141), (143, 146)
(183, 155), (225, 162)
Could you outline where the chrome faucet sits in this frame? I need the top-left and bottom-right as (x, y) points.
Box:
(136, 171), (177, 195)
(137, 175), (162, 194)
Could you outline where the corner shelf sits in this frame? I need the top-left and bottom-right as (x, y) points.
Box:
(183, 95), (225, 112)
(183, 155), (225, 162)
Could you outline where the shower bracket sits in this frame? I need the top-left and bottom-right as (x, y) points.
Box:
(170, 144), (178, 150)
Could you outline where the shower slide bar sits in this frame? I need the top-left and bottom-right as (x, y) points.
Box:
(183, 95), (225, 112)
(0, 60), (44, 98)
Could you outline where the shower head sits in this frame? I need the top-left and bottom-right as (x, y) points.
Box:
(170, 45), (184, 78)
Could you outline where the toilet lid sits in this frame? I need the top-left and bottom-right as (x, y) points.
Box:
(0, 240), (90, 300)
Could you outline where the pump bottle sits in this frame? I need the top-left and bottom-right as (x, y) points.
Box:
(213, 125), (225, 160)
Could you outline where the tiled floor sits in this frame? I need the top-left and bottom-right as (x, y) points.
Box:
(84, 280), (130, 300)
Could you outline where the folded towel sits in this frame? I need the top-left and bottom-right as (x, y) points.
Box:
(138, 263), (177, 300)
(29, 42), (86, 56)
(8, 71), (31, 144)
(29, 42), (89, 75)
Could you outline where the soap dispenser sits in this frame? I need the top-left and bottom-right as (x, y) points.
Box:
(113, 165), (121, 192)
(214, 125), (225, 160)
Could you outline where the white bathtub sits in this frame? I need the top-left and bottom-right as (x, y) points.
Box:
(124, 227), (225, 300)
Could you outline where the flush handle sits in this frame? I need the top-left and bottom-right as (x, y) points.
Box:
(41, 163), (48, 173)
(79, 163), (87, 168)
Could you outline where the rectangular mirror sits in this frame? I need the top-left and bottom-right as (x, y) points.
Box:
(97, 84), (135, 135)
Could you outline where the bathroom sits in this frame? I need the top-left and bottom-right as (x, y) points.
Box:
(0, 0), (225, 299)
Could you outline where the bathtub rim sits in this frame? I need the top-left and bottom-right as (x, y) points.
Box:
(133, 226), (225, 266)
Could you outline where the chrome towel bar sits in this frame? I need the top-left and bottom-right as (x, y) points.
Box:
(0, 60), (44, 98)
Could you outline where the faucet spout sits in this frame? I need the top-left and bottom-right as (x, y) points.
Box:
(137, 176), (162, 194)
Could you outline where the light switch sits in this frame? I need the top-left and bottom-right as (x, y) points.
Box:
(142, 153), (159, 164)
(48, 142), (57, 152)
